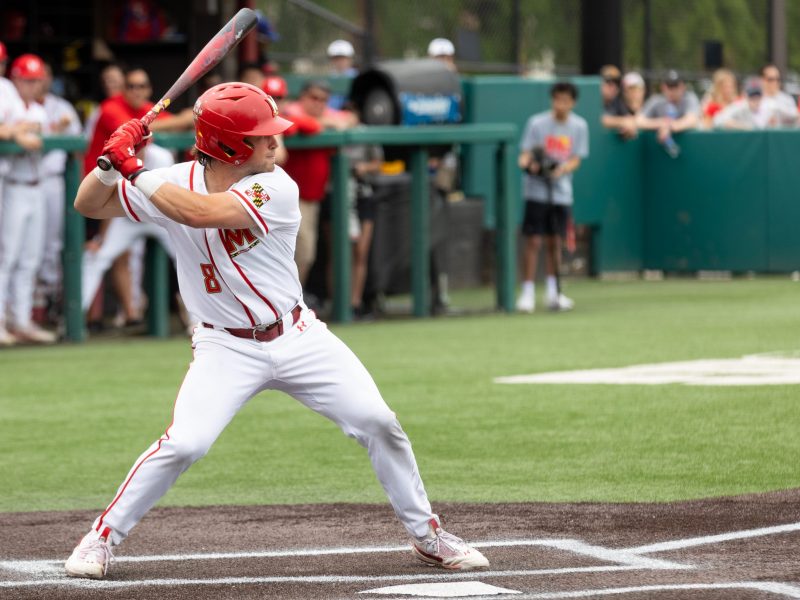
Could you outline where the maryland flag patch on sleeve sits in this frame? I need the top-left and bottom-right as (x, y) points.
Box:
(244, 183), (270, 208)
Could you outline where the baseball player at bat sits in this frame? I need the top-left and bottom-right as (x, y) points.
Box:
(65, 82), (489, 579)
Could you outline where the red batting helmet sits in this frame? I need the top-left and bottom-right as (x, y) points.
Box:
(10, 54), (46, 80)
(193, 82), (292, 165)
(0, 42), (7, 62)
(262, 76), (288, 99)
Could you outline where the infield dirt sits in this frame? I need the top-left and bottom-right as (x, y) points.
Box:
(2, 489), (800, 599)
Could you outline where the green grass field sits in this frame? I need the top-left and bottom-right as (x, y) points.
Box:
(2, 278), (799, 513)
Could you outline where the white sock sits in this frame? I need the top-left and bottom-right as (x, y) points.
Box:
(546, 275), (559, 299)
(521, 280), (534, 297)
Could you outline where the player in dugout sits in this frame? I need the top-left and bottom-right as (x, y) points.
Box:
(64, 82), (489, 578)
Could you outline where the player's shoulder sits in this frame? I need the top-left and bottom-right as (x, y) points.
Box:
(237, 167), (298, 197)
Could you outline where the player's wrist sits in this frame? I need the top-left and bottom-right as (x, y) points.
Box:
(92, 165), (122, 186)
(132, 170), (166, 199)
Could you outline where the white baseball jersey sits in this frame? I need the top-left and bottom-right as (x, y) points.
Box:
(117, 161), (303, 327)
(4, 96), (47, 182)
(40, 93), (82, 176)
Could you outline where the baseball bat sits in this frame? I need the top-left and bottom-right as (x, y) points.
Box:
(97, 7), (258, 170)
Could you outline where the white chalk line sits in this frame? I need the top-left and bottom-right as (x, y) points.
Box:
(5, 521), (800, 592)
(0, 537), (689, 575)
(0, 565), (645, 589)
(624, 521), (800, 554)
(459, 581), (800, 599)
(542, 539), (687, 570)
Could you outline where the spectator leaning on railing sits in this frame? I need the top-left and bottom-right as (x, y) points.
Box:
(701, 68), (738, 128)
(602, 69), (644, 140)
(713, 78), (769, 130)
(759, 63), (797, 127)
(281, 80), (356, 291)
(636, 70), (700, 158)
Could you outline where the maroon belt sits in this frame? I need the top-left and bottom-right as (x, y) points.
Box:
(203, 305), (302, 342)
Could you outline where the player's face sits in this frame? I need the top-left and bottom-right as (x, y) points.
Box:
(243, 135), (279, 174)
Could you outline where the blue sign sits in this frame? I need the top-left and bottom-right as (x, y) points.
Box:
(399, 92), (461, 125)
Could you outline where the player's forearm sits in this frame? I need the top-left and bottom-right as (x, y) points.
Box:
(75, 171), (124, 219)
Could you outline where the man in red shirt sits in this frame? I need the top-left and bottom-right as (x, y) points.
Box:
(281, 80), (354, 286)
(83, 66), (190, 329)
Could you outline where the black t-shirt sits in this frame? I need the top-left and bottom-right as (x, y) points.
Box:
(604, 95), (633, 117)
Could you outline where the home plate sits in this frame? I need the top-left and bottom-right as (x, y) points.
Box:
(359, 581), (521, 597)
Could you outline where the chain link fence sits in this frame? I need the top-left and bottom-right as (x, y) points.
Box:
(262, 0), (799, 93)
(260, 0), (582, 75)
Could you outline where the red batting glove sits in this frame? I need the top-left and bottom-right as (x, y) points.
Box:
(102, 125), (151, 181)
(119, 119), (152, 153)
(102, 132), (144, 180)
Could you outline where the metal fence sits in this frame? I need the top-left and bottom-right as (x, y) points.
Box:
(263, 0), (798, 92)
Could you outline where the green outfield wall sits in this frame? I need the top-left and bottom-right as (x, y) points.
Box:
(462, 76), (800, 273)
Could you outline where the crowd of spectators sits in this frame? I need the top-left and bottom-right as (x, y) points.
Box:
(5, 19), (800, 343)
(601, 63), (800, 156)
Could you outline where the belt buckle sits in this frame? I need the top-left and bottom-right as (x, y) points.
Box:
(252, 322), (269, 341)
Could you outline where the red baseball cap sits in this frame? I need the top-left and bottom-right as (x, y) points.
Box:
(10, 54), (46, 80)
(262, 76), (288, 100)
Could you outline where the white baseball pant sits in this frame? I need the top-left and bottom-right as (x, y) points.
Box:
(92, 310), (434, 543)
(37, 173), (66, 297)
(0, 181), (47, 328)
(81, 217), (175, 311)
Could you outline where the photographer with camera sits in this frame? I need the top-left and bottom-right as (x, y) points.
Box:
(516, 81), (589, 313)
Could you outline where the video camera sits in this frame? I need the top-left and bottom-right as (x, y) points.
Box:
(529, 146), (560, 180)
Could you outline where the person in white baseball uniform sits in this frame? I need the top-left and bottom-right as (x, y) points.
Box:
(80, 144), (178, 321)
(65, 82), (488, 578)
(34, 63), (82, 320)
(0, 54), (57, 345)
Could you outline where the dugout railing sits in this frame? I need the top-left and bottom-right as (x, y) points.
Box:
(0, 124), (519, 342)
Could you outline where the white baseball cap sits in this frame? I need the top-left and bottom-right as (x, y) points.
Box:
(622, 71), (645, 88)
(327, 40), (355, 58)
(427, 38), (455, 57)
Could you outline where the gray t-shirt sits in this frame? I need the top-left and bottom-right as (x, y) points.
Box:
(641, 91), (701, 119)
(520, 111), (589, 206)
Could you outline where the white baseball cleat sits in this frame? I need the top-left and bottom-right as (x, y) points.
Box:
(411, 518), (489, 570)
(0, 326), (16, 347)
(515, 293), (535, 313)
(548, 293), (575, 312)
(65, 531), (114, 579)
(13, 324), (57, 344)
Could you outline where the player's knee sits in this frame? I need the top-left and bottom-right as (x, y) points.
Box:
(359, 410), (404, 442)
(169, 437), (212, 464)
